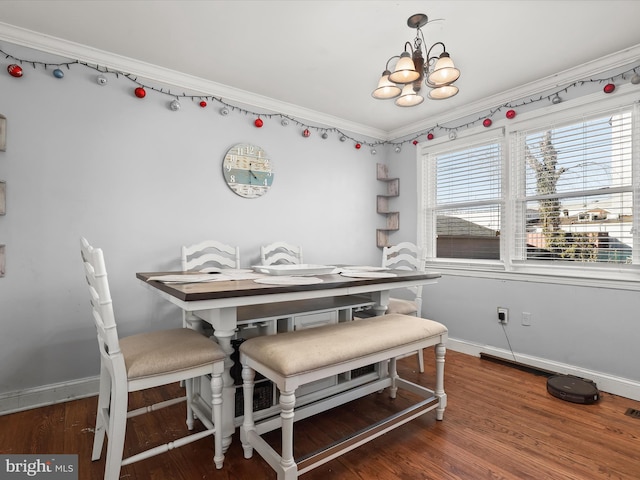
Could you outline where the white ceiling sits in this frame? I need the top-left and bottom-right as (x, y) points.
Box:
(1, 0), (639, 138)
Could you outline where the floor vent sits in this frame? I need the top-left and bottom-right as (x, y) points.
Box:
(479, 353), (555, 377)
(625, 408), (640, 419)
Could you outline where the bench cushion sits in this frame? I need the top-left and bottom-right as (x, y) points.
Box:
(240, 314), (447, 377)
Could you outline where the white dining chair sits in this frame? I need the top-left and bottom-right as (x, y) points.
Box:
(81, 237), (226, 480)
(382, 241), (426, 373)
(260, 241), (303, 265)
(181, 239), (240, 272)
(180, 240), (241, 332)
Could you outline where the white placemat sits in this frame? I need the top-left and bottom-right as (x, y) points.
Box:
(147, 273), (223, 283)
(340, 271), (397, 279)
(254, 276), (324, 285)
(340, 266), (388, 272)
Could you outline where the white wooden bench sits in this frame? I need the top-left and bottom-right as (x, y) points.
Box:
(239, 313), (447, 480)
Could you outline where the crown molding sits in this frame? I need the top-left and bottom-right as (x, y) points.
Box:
(389, 43), (640, 140)
(2, 22), (638, 143)
(0, 22), (387, 140)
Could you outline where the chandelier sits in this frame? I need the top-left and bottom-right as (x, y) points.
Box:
(372, 13), (460, 107)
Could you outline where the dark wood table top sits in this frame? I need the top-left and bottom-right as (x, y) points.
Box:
(136, 270), (441, 302)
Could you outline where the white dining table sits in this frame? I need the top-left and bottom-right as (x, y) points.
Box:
(137, 267), (441, 450)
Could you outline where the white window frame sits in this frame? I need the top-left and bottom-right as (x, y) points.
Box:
(417, 85), (640, 289)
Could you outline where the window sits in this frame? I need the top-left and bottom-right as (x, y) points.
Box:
(419, 91), (640, 282)
(421, 134), (503, 262)
(513, 109), (635, 265)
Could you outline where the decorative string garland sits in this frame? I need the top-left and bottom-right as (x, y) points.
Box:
(2, 46), (640, 153)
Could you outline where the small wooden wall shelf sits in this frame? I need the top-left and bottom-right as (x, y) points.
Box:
(376, 163), (399, 247)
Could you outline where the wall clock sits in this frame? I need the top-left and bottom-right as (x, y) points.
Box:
(222, 143), (274, 198)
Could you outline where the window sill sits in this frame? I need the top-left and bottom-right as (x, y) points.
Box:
(426, 262), (640, 291)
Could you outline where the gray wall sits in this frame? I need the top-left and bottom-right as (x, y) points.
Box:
(0, 43), (384, 396)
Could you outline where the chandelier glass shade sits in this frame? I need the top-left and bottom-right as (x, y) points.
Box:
(395, 84), (425, 107)
(372, 13), (460, 106)
(371, 70), (403, 99)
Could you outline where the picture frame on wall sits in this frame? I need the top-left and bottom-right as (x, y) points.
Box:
(0, 115), (5, 151)
(0, 181), (5, 215)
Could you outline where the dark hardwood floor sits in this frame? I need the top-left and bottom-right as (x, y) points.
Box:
(2, 349), (639, 479)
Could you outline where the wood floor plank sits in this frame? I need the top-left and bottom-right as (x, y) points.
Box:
(1, 349), (639, 479)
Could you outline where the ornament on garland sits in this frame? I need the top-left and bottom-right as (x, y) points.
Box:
(254, 118), (264, 128)
(7, 64), (23, 77)
(427, 133), (434, 140)
(603, 83), (615, 94)
(96, 74), (108, 85)
(281, 119), (289, 126)
(506, 109), (516, 119)
(321, 132), (328, 139)
(552, 94), (562, 104)
(302, 128), (311, 137)
(199, 100), (207, 108)
(134, 87), (146, 98)
(413, 140), (418, 145)
(449, 131), (457, 140)
(631, 73), (640, 85)
(340, 136), (346, 142)
(483, 118), (492, 127)
(355, 143), (361, 149)
(169, 99), (181, 111)
(53, 68), (64, 79)
(371, 148), (377, 155)
(394, 146), (401, 153)
(220, 107), (229, 116)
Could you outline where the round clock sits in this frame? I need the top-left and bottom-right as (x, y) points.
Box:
(222, 143), (274, 198)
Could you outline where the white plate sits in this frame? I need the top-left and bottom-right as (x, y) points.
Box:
(340, 271), (397, 279)
(252, 264), (337, 276)
(254, 276), (324, 285)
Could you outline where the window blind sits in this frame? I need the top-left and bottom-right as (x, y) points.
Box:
(513, 108), (636, 264)
(427, 141), (503, 260)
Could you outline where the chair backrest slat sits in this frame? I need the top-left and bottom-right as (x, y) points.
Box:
(382, 242), (424, 308)
(181, 240), (240, 271)
(261, 242), (303, 265)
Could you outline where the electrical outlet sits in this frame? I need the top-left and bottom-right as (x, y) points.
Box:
(497, 307), (509, 324)
(522, 312), (531, 326)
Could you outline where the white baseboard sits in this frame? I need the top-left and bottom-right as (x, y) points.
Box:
(448, 338), (640, 402)
(0, 376), (99, 415)
(2, 342), (639, 414)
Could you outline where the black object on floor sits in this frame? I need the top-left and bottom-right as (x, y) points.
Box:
(547, 375), (600, 404)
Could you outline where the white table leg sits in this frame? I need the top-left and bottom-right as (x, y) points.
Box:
(370, 290), (390, 316)
(195, 307), (239, 452)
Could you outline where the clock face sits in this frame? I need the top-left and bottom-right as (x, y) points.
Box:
(222, 143), (274, 198)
